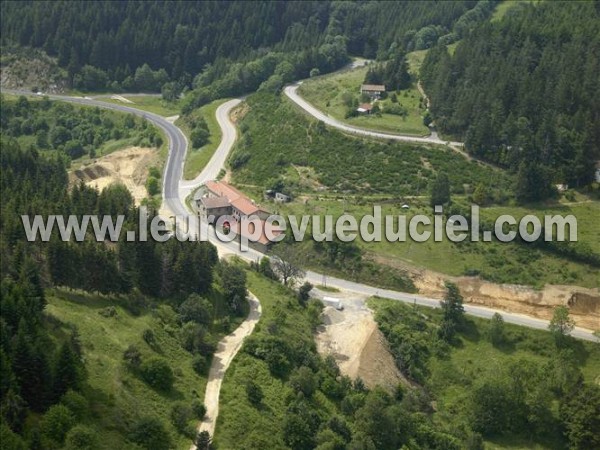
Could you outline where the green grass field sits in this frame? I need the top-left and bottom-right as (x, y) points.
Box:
(273, 195), (600, 288)
(406, 50), (428, 77)
(491, 0), (538, 22)
(177, 99), (227, 180)
(297, 65), (430, 136)
(44, 288), (246, 449)
(97, 95), (181, 117)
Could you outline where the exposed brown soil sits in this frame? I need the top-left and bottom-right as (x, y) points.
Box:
(370, 253), (600, 330)
(315, 292), (408, 391)
(230, 102), (249, 123)
(69, 146), (159, 205)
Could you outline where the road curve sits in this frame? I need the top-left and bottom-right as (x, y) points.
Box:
(190, 292), (262, 449)
(179, 99), (241, 199)
(4, 88), (596, 343)
(283, 83), (464, 147)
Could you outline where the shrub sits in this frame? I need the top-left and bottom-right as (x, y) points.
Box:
(192, 354), (210, 376)
(191, 127), (209, 148)
(191, 401), (207, 420)
(64, 425), (98, 449)
(170, 402), (194, 435)
(60, 390), (88, 420)
(98, 306), (117, 317)
(146, 176), (159, 196)
(178, 294), (213, 325)
(289, 367), (317, 398)
(142, 329), (158, 348)
(123, 345), (142, 368)
(41, 404), (75, 444)
(140, 358), (174, 391)
(246, 380), (264, 406)
(129, 416), (172, 450)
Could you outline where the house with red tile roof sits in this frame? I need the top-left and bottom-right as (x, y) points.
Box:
(194, 180), (279, 251)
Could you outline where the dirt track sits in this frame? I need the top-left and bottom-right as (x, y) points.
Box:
(191, 292), (261, 448)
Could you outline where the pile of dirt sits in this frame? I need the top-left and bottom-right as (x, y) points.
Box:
(370, 253), (600, 330)
(69, 147), (159, 205)
(315, 294), (407, 391)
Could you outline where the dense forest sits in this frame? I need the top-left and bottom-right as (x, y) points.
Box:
(2, 2), (600, 448)
(421, 1), (600, 201)
(0, 1), (479, 95)
(0, 99), (251, 447)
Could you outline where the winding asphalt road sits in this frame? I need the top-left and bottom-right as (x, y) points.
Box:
(284, 83), (463, 148)
(4, 88), (597, 343)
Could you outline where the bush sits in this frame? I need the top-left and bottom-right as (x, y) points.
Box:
(230, 151), (251, 169)
(170, 402), (194, 436)
(146, 176), (160, 196)
(289, 366), (317, 398)
(129, 416), (172, 450)
(41, 404), (75, 444)
(191, 401), (207, 420)
(384, 103), (408, 116)
(179, 294), (213, 325)
(143, 328), (156, 345)
(297, 282), (313, 306)
(191, 127), (209, 148)
(123, 345), (142, 368)
(246, 380), (264, 406)
(64, 425), (98, 449)
(192, 354), (210, 376)
(98, 306), (117, 317)
(140, 358), (174, 391)
(60, 390), (88, 420)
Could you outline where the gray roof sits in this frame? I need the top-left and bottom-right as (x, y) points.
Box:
(361, 84), (385, 92)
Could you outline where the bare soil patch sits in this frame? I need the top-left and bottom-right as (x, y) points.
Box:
(69, 146), (159, 205)
(370, 253), (600, 330)
(314, 290), (407, 390)
(230, 102), (250, 123)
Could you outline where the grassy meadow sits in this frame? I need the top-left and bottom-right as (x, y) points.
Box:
(44, 288), (243, 449)
(271, 195), (600, 289)
(177, 98), (228, 180)
(297, 65), (430, 136)
(98, 95), (181, 117)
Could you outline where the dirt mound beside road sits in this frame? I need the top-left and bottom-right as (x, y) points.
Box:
(70, 146), (159, 205)
(315, 292), (406, 391)
(371, 253), (600, 330)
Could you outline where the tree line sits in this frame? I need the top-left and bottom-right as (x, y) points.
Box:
(421, 1), (600, 202)
(1, 1), (482, 95)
